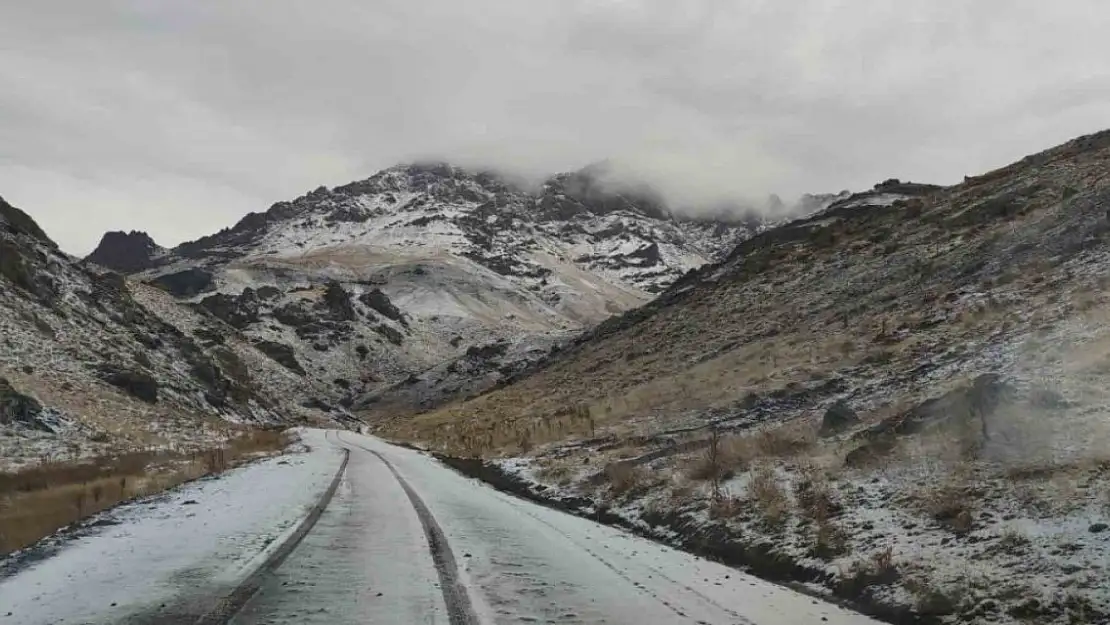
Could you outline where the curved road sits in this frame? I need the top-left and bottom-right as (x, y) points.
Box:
(229, 432), (880, 625)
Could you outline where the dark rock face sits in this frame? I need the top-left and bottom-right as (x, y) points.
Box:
(0, 196), (55, 247)
(254, 340), (306, 376)
(198, 290), (260, 329)
(272, 301), (314, 328)
(97, 365), (160, 404)
(0, 377), (45, 429)
(465, 341), (509, 360)
(85, 231), (161, 273)
(150, 268), (214, 298)
(322, 281), (356, 321)
(0, 239), (34, 293)
(819, 400), (859, 438)
(359, 289), (406, 325)
(627, 242), (663, 267)
(373, 324), (404, 346)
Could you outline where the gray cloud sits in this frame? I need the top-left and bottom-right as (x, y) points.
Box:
(2, 0), (1109, 253)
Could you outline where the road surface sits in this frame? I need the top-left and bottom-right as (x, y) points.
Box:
(0, 431), (882, 624)
(231, 431), (879, 625)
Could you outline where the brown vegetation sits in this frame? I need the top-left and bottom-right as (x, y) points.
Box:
(0, 428), (293, 554)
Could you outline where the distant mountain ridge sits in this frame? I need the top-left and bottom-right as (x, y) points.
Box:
(84, 161), (776, 416)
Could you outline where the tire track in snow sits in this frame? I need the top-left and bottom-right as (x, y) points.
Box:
(494, 491), (755, 625)
(195, 430), (350, 625)
(336, 433), (480, 625)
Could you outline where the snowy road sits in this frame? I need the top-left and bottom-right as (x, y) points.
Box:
(232, 432), (882, 625)
(0, 430), (883, 624)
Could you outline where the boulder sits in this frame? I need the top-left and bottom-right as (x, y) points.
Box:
(97, 365), (159, 404)
(0, 376), (45, 429)
(819, 400), (859, 437)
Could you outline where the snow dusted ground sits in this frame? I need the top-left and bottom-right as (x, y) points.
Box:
(0, 428), (881, 624)
(0, 429), (344, 625)
(287, 432), (881, 625)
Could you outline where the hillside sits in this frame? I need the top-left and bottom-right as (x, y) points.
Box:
(88, 163), (770, 415)
(0, 197), (357, 471)
(386, 131), (1110, 624)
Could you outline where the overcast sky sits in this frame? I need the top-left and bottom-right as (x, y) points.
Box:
(2, 1), (1109, 254)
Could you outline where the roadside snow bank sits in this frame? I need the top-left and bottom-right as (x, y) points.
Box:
(0, 429), (344, 625)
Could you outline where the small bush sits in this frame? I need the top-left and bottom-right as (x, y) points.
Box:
(838, 546), (901, 598)
(748, 464), (790, 530)
(918, 482), (976, 534)
(997, 528), (1032, 553)
(903, 576), (967, 616)
(811, 519), (851, 560)
(794, 463), (837, 522)
(686, 431), (750, 485)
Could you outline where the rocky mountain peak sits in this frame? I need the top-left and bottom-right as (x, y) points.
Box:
(86, 230), (162, 273)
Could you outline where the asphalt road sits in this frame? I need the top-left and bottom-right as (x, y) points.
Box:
(229, 432), (882, 625)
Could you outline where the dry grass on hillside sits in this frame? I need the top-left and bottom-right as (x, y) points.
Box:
(0, 428), (292, 554)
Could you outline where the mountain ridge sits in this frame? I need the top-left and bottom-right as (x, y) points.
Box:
(83, 160), (784, 418)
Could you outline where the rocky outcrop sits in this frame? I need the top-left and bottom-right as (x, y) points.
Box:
(86, 231), (162, 273)
(198, 290), (260, 329)
(0, 196), (54, 246)
(150, 268), (214, 297)
(845, 374), (1013, 467)
(359, 289), (406, 325)
(96, 365), (160, 404)
(253, 340), (306, 376)
(0, 377), (44, 428)
(322, 281), (356, 321)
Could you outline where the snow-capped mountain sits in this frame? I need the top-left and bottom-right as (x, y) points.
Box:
(87, 163), (767, 415)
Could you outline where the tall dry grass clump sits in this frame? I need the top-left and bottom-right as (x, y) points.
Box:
(0, 427), (293, 554)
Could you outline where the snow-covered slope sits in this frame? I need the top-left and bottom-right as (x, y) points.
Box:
(88, 163), (766, 416)
(0, 196), (347, 470)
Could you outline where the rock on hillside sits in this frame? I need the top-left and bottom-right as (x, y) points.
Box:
(89, 163), (768, 415)
(0, 198), (353, 470)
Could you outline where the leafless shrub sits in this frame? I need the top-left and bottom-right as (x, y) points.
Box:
(916, 480), (976, 534)
(838, 546), (900, 598)
(794, 463), (837, 524)
(708, 491), (744, 520)
(753, 423), (816, 458)
(747, 463), (790, 530)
